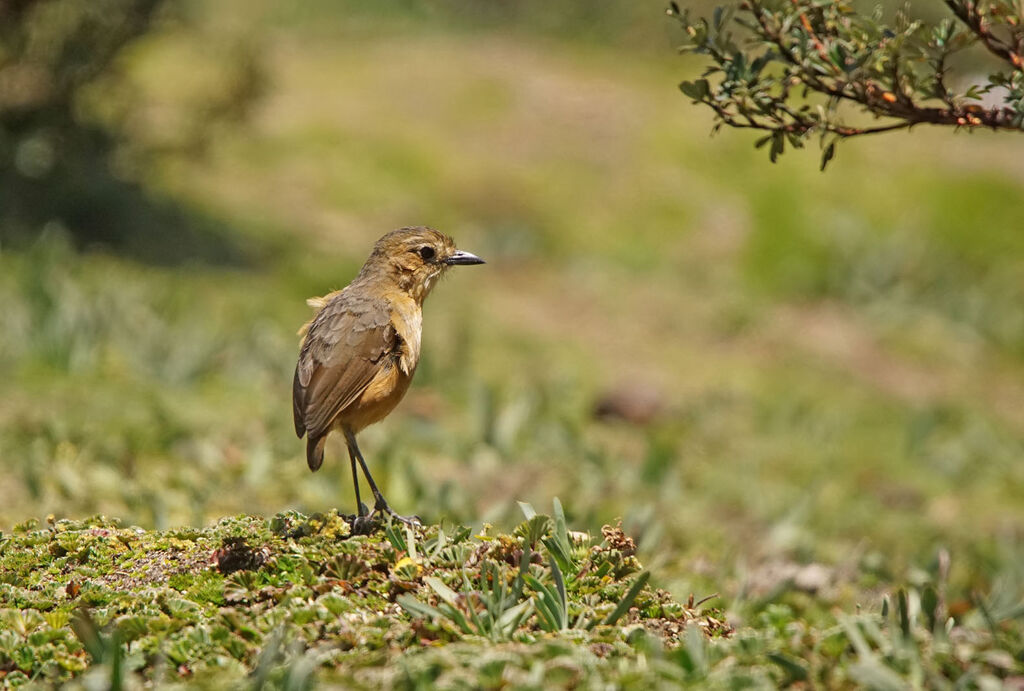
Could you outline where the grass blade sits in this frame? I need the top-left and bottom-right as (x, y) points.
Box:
(552, 498), (570, 555)
(549, 556), (568, 629)
(497, 600), (533, 634)
(384, 523), (407, 553)
(424, 576), (461, 609)
(397, 595), (444, 621)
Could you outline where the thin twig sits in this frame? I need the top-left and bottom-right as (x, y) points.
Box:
(944, 0), (1024, 68)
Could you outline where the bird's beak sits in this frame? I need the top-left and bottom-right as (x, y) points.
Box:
(445, 250), (485, 266)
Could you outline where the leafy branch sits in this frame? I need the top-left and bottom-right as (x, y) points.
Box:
(670, 0), (1024, 168)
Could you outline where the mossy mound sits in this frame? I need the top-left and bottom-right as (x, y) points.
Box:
(0, 509), (727, 688)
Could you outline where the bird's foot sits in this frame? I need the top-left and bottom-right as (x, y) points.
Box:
(349, 514), (378, 535)
(344, 501), (420, 534)
(341, 502), (376, 535)
(374, 501), (421, 528)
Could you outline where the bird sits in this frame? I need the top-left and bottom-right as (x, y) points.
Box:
(292, 226), (484, 526)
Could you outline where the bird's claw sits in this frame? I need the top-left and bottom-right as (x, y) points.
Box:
(373, 502), (421, 528)
(344, 503), (420, 534)
(386, 512), (421, 528)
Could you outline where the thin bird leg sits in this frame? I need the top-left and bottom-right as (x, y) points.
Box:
(343, 428), (420, 527)
(344, 444), (369, 517)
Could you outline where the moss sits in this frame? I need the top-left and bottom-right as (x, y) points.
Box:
(4, 508), (1013, 688)
(0, 511), (725, 687)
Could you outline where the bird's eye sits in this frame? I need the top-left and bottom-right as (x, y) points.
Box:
(418, 246), (436, 260)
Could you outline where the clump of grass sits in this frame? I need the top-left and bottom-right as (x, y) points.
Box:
(396, 501), (665, 640)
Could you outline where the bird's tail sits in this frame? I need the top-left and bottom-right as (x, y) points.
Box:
(306, 434), (327, 472)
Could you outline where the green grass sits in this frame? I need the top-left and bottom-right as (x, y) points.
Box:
(1, 509), (1017, 688)
(1, 4), (1023, 686)
(0, 508), (724, 687)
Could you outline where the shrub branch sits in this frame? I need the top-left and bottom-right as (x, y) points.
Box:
(670, 0), (1024, 168)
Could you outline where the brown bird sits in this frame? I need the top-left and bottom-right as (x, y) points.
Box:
(292, 226), (484, 525)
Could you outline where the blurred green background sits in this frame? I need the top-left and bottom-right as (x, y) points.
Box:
(2, 0), (1023, 621)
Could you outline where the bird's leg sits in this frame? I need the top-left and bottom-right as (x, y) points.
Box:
(343, 429), (420, 527)
(345, 444), (370, 518)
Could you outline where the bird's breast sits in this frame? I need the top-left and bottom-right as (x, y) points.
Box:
(389, 297), (422, 376)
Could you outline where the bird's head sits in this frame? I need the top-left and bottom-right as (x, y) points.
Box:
(360, 226), (484, 302)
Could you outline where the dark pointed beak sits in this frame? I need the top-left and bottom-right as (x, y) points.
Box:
(445, 250), (485, 266)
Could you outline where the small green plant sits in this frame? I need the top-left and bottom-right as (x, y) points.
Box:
(398, 499), (658, 639)
(513, 513), (552, 550)
(325, 553), (370, 582)
(518, 498), (582, 578)
(398, 558), (534, 642)
(525, 557), (569, 632)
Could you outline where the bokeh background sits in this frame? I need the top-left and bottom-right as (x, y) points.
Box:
(2, 0), (1023, 620)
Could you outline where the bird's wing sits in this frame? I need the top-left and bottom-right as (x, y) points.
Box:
(296, 289), (343, 337)
(292, 291), (396, 439)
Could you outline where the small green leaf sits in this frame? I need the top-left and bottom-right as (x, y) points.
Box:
(897, 588), (910, 638)
(384, 523), (406, 553)
(397, 595), (443, 621)
(496, 600), (533, 632)
(424, 576), (461, 609)
(552, 498), (569, 551)
(549, 556), (567, 622)
(680, 81), (703, 100)
(517, 501), (537, 520)
(769, 131), (785, 163)
(820, 141), (836, 170)
(767, 651), (808, 681)
(921, 585), (939, 632)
